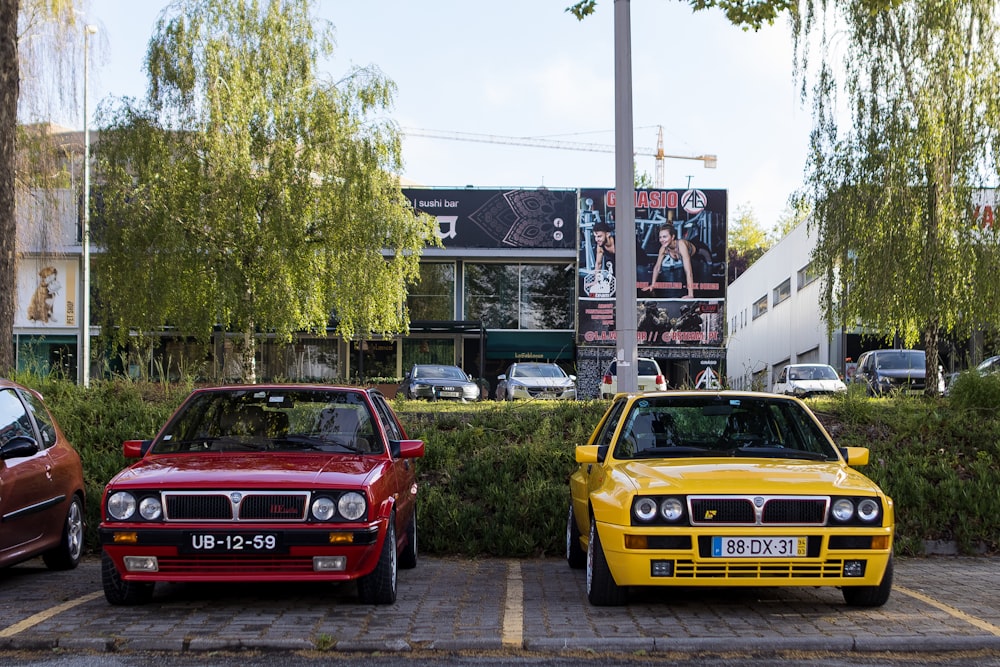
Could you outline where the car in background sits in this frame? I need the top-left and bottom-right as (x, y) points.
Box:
(566, 391), (894, 607)
(0, 378), (85, 571)
(495, 362), (577, 401)
(772, 363), (847, 398)
(399, 364), (481, 401)
(854, 349), (945, 395)
(99, 385), (423, 605)
(600, 357), (666, 399)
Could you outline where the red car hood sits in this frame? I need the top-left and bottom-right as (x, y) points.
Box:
(614, 458), (884, 496)
(109, 453), (383, 489)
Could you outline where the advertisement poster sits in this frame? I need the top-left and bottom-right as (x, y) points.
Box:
(403, 188), (577, 250)
(577, 187), (727, 348)
(16, 257), (78, 328)
(579, 299), (724, 347)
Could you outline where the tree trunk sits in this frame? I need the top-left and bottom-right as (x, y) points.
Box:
(924, 317), (940, 397)
(0, 0), (20, 375)
(238, 325), (257, 384)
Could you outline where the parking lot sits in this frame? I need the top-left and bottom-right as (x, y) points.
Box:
(1, 554), (999, 657)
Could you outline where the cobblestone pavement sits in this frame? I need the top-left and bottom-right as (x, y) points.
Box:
(0, 555), (998, 656)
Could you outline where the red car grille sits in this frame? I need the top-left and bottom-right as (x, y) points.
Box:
(163, 491), (310, 522)
(155, 555), (316, 574)
(689, 496), (828, 526)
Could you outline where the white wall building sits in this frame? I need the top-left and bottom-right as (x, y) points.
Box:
(726, 220), (845, 391)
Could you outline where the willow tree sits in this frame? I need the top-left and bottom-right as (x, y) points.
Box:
(1, 0), (83, 375)
(94, 0), (436, 383)
(796, 0), (1000, 394)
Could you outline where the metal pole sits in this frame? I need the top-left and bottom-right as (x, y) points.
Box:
(614, 0), (638, 393)
(79, 24), (97, 387)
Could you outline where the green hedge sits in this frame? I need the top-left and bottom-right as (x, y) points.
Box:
(17, 372), (1000, 557)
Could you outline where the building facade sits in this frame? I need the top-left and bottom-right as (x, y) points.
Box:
(725, 220), (845, 391)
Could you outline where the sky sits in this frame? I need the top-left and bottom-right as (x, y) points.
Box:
(80, 0), (814, 227)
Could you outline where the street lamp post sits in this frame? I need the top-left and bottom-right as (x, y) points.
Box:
(613, 0), (638, 393)
(79, 24), (97, 387)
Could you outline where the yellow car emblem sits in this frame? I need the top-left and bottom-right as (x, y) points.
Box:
(704, 510), (717, 519)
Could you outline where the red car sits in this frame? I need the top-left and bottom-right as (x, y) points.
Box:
(99, 385), (423, 605)
(0, 378), (85, 570)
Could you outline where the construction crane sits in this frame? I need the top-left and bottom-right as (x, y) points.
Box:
(401, 125), (716, 188)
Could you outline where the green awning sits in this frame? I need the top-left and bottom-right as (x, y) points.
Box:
(486, 331), (575, 361)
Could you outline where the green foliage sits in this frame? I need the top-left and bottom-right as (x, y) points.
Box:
(947, 370), (1000, 416)
(565, 0), (794, 31)
(28, 377), (1000, 557)
(795, 0), (1000, 391)
(92, 0), (438, 382)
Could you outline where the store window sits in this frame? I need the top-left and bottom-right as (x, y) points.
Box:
(464, 262), (573, 330)
(402, 338), (456, 369)
(407, 263), (455, 321)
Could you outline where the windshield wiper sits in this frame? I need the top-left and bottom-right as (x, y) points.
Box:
(729, 446), (829, 461)
(274, 435), (366, 453)
(633, 446), (717, 458)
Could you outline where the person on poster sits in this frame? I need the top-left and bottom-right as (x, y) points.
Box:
(642, 223), (712, 299)
(592, 221), (650, 290)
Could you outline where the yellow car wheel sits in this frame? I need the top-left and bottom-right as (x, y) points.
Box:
(587, 517), (626, 606)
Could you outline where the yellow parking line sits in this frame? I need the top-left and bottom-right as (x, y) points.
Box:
(0, 591), (103, 638)
(501, 560), (524, 648)
(896, 585), (1000, 636)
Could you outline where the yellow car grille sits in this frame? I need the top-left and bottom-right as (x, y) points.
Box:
(673, 559), (846, 579)
(689, 496), (828, 526)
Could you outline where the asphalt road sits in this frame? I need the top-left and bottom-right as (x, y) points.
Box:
(1, 554), (999, 661)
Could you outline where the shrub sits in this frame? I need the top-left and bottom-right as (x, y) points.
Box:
(17, 376), (1000, 557)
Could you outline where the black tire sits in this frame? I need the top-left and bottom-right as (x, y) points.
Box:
(399, 508), (417, 570)
(358, 518), (397, 604)
(101, 551), (154, 605)
(843, 555), (893, 607)
(566, 503), (586, 569)
(42, 495), (84, 570)
(587, 516), (626, 606)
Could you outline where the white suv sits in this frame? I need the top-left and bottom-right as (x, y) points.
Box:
(601, 357), (667, 398)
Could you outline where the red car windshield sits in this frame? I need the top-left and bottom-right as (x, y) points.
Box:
(153, 389), (380, 455)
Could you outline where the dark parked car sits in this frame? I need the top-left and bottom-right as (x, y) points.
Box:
(495, 362), (577, 401)
(399, 364), (481, 401)
(99, 385), (423, 605)
(0, 378), (85, 571)
(854, 349), (945, 395)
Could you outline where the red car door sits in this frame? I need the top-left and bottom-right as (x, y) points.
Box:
(0, 388), (50, 557)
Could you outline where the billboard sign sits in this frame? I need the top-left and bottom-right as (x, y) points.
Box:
(403, 188), (577, 250)
(577, 187), (727, 348)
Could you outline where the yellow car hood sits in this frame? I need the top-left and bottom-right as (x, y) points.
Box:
(612, 458), (883, 496)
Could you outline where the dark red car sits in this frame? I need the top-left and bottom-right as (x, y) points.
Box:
(99, 385), (423, 605)
(0, 378), (85, 570)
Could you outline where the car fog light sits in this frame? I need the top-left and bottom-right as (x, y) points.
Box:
(123, 556), (159, 572)
(843, 560), (867, 577)
(650, 560), (674, 577)
(314, 556), (347, 572)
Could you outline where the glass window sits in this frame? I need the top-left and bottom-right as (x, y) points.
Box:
(0, 389), (34, 448)
(465, 262), (573, 330)
(752, 295), (768, 320)
(407, 263), (455, 321)
(19, 389), (56, 449)
(797, 261), (820, 290)
(519, 264), (574, 329)
(402, 338), (455, 368)
(773, 278), (791, 306)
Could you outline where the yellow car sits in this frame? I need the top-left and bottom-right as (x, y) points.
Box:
(567, 391), (894, 607)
